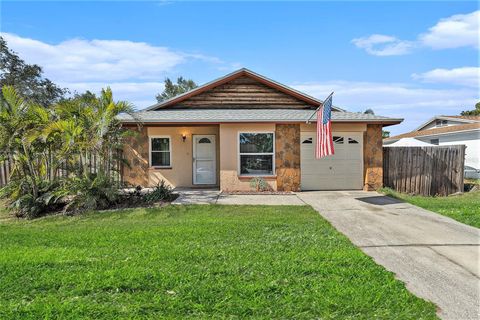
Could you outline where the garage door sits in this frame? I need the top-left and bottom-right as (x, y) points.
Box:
(300, 132), (363, 190)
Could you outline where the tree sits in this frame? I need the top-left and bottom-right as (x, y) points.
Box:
(382, 131), (390, 139)
(0, 36), (67, 107)
(0, 86), (135, 217)
(156, 77), (197, 102)
(364, 108), (375, 115)
(461, 102), (480, 116)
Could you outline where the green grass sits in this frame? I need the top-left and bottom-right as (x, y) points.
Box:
(0, 205), (437, 319)
(381, 188), (480, 228)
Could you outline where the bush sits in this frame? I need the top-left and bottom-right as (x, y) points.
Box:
(249, 177), (270, 192)
(0, 178), (66, 219)
(143, 181), (174, 203)
(63, 174), (119, 213)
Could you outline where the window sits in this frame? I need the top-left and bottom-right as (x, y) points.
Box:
(198, 137), (211, 144)
(435, 119), (448, 127)
(333, 136), (344, 144)
(348, 138), (359, 144)
(239, 133), (274, 175)
(150, 137), (171, 167)
(430, 139), (439, 145)
(302, 138), (313, 144)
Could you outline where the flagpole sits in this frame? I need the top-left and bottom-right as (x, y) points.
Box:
(306, 91), (334, 124)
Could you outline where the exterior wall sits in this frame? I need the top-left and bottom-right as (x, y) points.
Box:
(416, 130), (480, 169)
(275, 124), (300, 191)
(123, 121), (383, 191)
(123, 126), (149, 187)
(123, 125), (219, 188)
(300, 122), (367, 132)
(363, 124), (383, 191)
(219, 123), (277, 191)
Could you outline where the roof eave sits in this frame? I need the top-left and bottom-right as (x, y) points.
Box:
(119, 118), (404, 124)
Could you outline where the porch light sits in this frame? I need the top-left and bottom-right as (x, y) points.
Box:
(181, 134), (187, 142)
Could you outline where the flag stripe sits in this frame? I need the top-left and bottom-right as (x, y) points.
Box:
(315, 94), (334, 158)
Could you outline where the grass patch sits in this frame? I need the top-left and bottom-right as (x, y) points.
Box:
(0, 205), (437, 319)
(380, 188), (480, 228)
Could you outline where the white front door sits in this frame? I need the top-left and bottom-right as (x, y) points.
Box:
(193, 135), (216, 185)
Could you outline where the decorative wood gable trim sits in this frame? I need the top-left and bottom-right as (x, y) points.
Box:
(146, 68), (331, 111)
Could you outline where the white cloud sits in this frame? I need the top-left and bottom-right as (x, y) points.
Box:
(1, 33), (186, 82)
(292, 81), (479, 134)
(419, 11), (479, 49)
(1, 33), (241, 109)
(351, 34), (414, 56)
(353, 10), (479, 56)
(412, 67), (480, 87)
(1, 32), (231, 82)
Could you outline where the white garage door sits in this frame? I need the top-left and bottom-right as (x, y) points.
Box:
(300, 132), (363, 190)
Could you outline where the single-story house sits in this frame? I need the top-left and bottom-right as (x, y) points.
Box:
(384, 137), (435, 147)
(119, 68), (402, 192)
(384, 115), (480, 172)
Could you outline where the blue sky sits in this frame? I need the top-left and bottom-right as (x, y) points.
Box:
(1, 1), (478, 135)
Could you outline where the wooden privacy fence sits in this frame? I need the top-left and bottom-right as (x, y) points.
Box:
(0, 152), (125, 188)
(383, 145), (465, 196)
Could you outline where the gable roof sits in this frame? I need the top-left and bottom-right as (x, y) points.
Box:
(145, 68), (344, 111)
(414, 115), (480, 131)
(385, 122), (480, 141)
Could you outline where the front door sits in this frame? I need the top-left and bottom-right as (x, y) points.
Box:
(193, 135), (216, 185)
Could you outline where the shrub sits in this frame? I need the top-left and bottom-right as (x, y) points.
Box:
(143, 181), (174, 203)
(0, 178), (65, 219)
(63, 174), (119, 213)
(249, 177), (270, 192)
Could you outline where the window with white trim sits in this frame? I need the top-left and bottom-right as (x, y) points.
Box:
(150, 137), (171, 167)
(239, 133), (274, 175)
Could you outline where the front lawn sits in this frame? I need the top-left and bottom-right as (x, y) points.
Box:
(0, 205), (437, 319)
(381, 188), (480, 228)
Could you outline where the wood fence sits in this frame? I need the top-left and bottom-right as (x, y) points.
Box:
(383, 145), (465, 196)
(0, 152), (125, 188)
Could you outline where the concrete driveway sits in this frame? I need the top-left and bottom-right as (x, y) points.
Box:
(297, 191), (480, 320)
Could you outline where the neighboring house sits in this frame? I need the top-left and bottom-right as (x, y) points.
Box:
(384, 115), (480, 172)
(119, 68), (402, 192)
(384, 137), (435, 147)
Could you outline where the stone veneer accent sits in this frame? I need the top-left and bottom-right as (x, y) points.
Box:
(275, 124), (301, 191)
(363, 124), (383, 191)
(123, 127), (149, 187)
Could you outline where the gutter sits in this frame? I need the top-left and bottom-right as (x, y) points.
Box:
(119, 118), (403, 124)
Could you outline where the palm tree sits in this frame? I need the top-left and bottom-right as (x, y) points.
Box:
(0, 86), (51, 198)
(1, 85), (137, 217)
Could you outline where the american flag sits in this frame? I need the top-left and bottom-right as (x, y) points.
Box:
(316, 94), (334, 158)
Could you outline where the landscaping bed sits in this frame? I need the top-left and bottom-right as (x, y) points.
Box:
(0, 205), (437, 319)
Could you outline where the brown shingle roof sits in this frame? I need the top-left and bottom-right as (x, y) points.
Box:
(441, 115), (480, 121)
(386, 122), (480, 141)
